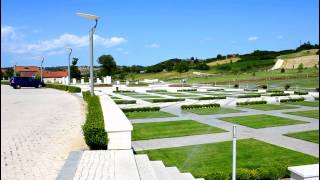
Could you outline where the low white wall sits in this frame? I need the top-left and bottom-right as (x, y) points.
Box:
(288, 164), (319, 180)
(99, 95), (133, 150)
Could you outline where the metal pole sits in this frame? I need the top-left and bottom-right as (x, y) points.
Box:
(89, 29), (94, 95)
(232, 125), (237, 180)
(14, 63), (16, 76)
(68, 48), (72, 85)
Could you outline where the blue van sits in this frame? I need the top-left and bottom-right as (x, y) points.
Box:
(10, 77), (45, 89)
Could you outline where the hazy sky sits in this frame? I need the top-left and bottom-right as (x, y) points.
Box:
(1, 0), (319, 67)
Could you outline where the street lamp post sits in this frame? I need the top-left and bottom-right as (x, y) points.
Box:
(40, 57), (44, 82)
(77, 12), (99, 96)
(66, 48), (72, 85)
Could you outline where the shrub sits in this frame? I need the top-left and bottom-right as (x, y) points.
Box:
(244, 89), (258, 92)
(204, 171), (230, 180)
(269, 93), (290, 96)
(121, 107), (160, 113)
(196, 96), (227, 100)
(113, 90), (134, 93)
(257, 85), (268, 89)
(280, 98), (305, 103)
(237, 94), (261, 98)
(316, 88), (319, 92)
(284, 84), (290, 90)
(315, 97), (319, 100)
(236, 101), (267, 106)
(94, 84), (113, 87)
(252, 72), (256, 76)
(1, 80), (10, 85)
(81, 91), (108, 150)
(114, 99), (136, 104)
(294, 91), (308, 95)
(181, 103), (220, 109)
(234, 84), (239, 88)
(177, 89), (197, 92)
(146, 89), (167, 92)
(237, 168), (260, 180)
(148, 98), (185, 103)
(297, 63), (304, 72)
(281, 68), (285, 73)
(46, 83), (81, 93)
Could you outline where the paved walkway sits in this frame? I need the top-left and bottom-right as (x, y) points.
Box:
(131, 101), (319, 157)
(1, 85), (87, 180)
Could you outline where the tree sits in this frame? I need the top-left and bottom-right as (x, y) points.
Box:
(70, 57), (81, 79)
(4, 69), (14, 79)
(216, 54), (223, 60)
(174, 62), (189, 73)
(297, 63), (304, 73)
(97, 54), (117, 76)
(284, 84), (290, 90)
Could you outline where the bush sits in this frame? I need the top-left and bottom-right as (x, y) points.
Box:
(315, 97), (319, 100)
(244, 89), (258, 92)
(114, 99), (136, 104)
(281, 68), (285, 73)
(238, 94), (261, 98)
(257, 85), (268, 89)
(196, 96), (227, 100)
(236, 101), (267, 106)
(177, 89), (197, 92)
(280, 98), (305, 103)
(148, 98), (185, 103)
(1, 80), (10, 85)
(269, 93), (290, 96)
(46, 83), (81, 93)
(316, 88), (319, 92)
(297, 63), (304, 72)
(234, 84), (239, 88)
(181, 103), (220, 109)
(294, 91), (308, 95)
(204, 171), (230, 180)
(284, 84), (290, 90)
(113, 90), (134, 93)
(121, 107), (160, 113)
(146, 89), (167, 92)
(81, 91), (108, 150)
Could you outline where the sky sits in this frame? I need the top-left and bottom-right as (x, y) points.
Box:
(1, 0), (319, 67)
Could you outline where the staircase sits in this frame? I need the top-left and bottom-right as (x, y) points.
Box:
(57, 150), (204, 180)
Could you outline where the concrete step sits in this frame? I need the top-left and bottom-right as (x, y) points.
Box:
(180, 172), (196, 180)
(165, 167), (184, 179)
(134, 154), (158, 180)
(150, 161), (171, 180)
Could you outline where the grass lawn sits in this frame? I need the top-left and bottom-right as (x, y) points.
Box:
(137, 139), (319, 178)
(285, 110), (319, 119)
(183, 107), (242, 115)
(285, 130), (319, 144)
(220, 114), (306, 128)
(132, 120), (226, 140)
(239, 104), (297, 111)
(125, 111), (176, 119)
(284, 100), (319, 107)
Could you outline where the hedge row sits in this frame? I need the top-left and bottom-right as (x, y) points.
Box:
(280, 98), (305, 103)
(196, 96), (227, 100)
(121, 107), (160, 113)
(237, 94), (261, 98)
(177, 89), (197, 92)
(236, 101), (267, 106)
(181, 103), (220, 109)
(46, 83), (81, 93)
(81, 91), (108, 150)
(94, 84), (113, 87)
(294, 91), (308, 95)
(148, 98), (185, 103)
(113, 90), (134, 93)
(114, 99), (136, 104)
(203, 164), (289, 180)
(1, 80), (10, 85)
(315, 97), (319, 100)
(269, 93), (290, 97)
(146, 89), (167, 92)
(244, 89), (258, 92)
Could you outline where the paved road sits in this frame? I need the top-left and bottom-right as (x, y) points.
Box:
(1, 85), (87, 180)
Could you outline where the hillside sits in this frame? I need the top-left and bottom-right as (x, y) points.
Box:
(207, 57), (240, 66)
(278, 49), (318, 59)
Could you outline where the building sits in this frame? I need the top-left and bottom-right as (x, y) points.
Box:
(15, 66), (39, 77)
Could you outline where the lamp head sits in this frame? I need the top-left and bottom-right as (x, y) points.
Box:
(76, 13), (99, 21)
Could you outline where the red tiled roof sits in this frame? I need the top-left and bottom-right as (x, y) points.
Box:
(21, 71), (38, 77)
(15, 66), (39, 72)
(35, 71), (68, 78)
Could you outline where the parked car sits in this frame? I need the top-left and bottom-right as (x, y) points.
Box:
(10, 77), (45, 89)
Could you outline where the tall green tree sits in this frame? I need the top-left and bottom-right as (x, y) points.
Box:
(4, 69), (14, 79)
(174, 62), (189, 73)
(70, 57), (81, 79)
(97, 54), (117, 76)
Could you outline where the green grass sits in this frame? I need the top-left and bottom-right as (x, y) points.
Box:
(286, 130), (319, 144)
(125, 111), (176, 119)
(284, 100), (319, 107)
(278, 49), (319, 59)
(137, 139), (319, 178)
(285, 110), (319, 119)
(239, 104), (297, 111)
(183, 107), (242, 115)
(132, 120), (226, 140)
(221, 114), (306, 128)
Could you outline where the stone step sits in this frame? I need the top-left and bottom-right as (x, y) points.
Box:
(150, 161), (171, 180)
(134, 154), (158, 180)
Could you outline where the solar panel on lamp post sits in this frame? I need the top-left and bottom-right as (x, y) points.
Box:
(66, 48), (72, 85)
(76, 12), (99, 96)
